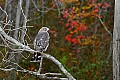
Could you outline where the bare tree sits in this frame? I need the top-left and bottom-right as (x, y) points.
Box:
(0, 0), (75, 80)
(113, 0), (120, 80)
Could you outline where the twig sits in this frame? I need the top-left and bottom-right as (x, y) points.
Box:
(99, 18), (112, 37)
(0, 68), (68, 80)
(0, 24), (76, 80)
(38, 55), (43, 73)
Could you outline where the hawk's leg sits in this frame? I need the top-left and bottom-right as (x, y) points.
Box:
(31, 52), (41, 62)
(36, 52), (41, 61)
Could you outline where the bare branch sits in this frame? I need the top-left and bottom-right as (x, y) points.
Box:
(99, 18), (112, 37)
(20, 0), (30, 44)
(0, 68), (68, 80)
(0, 24), (76, 80)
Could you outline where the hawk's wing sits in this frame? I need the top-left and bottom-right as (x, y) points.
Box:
(34, 31), (50, 52)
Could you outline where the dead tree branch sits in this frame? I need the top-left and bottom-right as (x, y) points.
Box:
(0, 25), (76, 80)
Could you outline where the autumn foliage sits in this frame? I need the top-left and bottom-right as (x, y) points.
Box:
(0, 0), (113, 80)
(61, 0), (111, 46)
(58, 0), (113, 79)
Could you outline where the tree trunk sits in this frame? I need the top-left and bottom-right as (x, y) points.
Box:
(42, 0), (45, 26)
(113, 0), (120, 80)
(8, 0), (23, 80)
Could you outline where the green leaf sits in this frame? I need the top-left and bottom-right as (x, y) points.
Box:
(60, 56), (67, 65)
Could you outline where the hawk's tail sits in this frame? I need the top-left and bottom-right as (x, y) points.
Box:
(30, 52), (41, 62)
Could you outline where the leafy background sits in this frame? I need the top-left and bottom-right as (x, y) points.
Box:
(0, 0), (114, 80)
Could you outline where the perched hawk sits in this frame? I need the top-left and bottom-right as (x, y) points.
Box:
(31, 27), (50, 61)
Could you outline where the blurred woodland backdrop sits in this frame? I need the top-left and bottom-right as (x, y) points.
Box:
(0, 0), (114, 80)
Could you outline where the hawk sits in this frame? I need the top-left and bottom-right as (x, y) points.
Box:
(31, 27), (50, 61)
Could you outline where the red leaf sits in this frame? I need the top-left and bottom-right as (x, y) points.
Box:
(77, 35), (85, 39)
(71, 38), (78, 45)
(102, 2), (110, 9)
(65, 23), (69, 27)
(63, 10), (68, 18)
(78, 24), (87, 32)
(70, 20), (78, 27)
(65, 36), (71, 42)
(94, 9), (99, 13)
(97, 3), (102, 7)
(68, 28), (72, 31)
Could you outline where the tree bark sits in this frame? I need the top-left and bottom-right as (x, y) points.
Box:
(8, 0), (23, 80)
(113, 0), (120, 80)
(42, 0), (45, 26)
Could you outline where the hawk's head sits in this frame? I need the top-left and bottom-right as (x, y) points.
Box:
(39, 27), (50, 32)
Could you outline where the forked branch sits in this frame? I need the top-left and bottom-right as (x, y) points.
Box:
(0, 25), (76, 80)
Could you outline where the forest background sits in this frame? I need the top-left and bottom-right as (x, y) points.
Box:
(0, 0), (114, 80)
